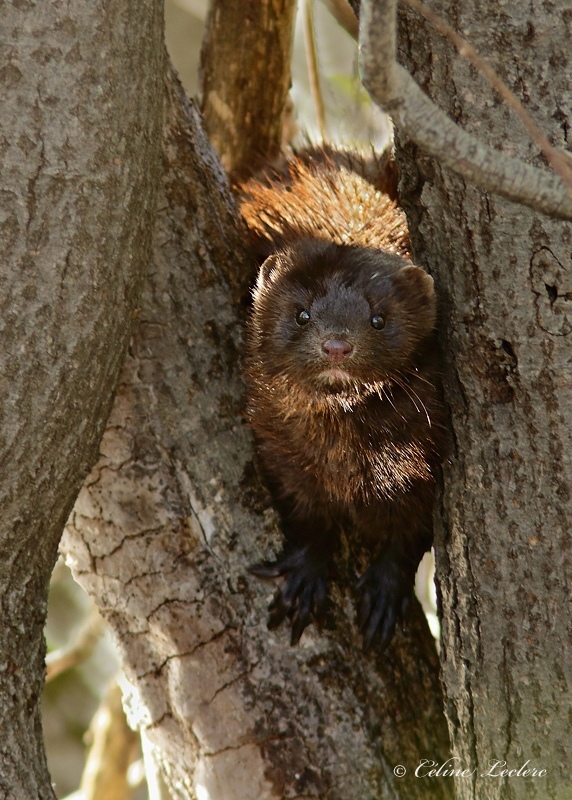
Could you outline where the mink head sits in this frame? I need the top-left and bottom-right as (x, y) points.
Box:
(249, 240), (436, 395)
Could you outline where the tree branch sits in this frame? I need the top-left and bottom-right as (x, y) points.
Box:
(319, 0), (359, 40)
(199, 0), (298, 174)
(0, 0), (163, 795)
(79, 682), (139, 800)
(358, 0), (572, 220)
(45, 607), (105, 682)
(403, 0), (572, 191)
(303, 0), (328, 139)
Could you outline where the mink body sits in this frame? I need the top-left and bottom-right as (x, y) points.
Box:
(240, 152), (446, 648)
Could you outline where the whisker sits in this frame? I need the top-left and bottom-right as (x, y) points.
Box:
(392, 374), (432, 427)
(379, 383), (408, 423)
(401, 367), (434, 388)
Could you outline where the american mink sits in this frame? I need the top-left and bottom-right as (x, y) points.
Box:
(239, 151), (446, 649)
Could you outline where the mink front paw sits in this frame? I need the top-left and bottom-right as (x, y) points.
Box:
(249, 547), (329, 645)
(356, 559), (413, 651)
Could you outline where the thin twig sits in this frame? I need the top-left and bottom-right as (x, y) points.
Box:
(403, 0), (572, 191)
(79, 681), (140, 800)
(319, 0), (359, 40)
(303, 0), (328, 139)
(45, 605), (106, 682)
(358, 0), (572, 219)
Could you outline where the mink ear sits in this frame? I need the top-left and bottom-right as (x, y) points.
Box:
(257, 254), (282, 291)
(397, 264), (435, 300)
(393, 264), (437, 334)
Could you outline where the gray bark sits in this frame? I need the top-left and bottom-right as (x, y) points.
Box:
(0, 0), (163, 796)
(358, 0), (572, 219)
(397, 2), (572, 799)
(63, 67), (452, 800)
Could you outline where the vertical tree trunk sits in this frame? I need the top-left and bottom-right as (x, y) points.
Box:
(0, 0), (163, 796)
(397, 2), (571, 799)
(199, 0), (297, 173)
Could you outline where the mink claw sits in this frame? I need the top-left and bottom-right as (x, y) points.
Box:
(356, 559), (413, 651)
(248, 560), (286, 580)
(250, 546), (329, 644)
(267, 595), (290, 630)
(360, 594), (399, 652)
(290, 601), (312, 645)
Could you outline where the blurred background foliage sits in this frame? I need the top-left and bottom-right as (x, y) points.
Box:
(42, 2), (435, 797)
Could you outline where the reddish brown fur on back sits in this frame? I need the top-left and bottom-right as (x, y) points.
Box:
(238, 149), (410, 261)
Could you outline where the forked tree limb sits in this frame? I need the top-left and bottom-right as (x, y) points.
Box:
(404, 0), (572, 191)
(358, 0), (572, 220)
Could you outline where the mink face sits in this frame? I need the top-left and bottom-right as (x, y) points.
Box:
(251, 240), (436, 398)
(241, 152), (446, 650)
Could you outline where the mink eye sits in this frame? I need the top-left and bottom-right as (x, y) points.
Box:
(296, 309), (311, 326)
(370, 313), (385, 330)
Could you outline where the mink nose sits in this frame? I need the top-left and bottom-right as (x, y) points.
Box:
(321, 338), (354, 362)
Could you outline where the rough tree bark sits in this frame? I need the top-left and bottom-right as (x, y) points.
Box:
(0, 0), (163, 798)
(395, 2), (572, 799)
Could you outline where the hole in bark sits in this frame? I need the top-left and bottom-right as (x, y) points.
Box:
(545, 283), (558, 304)
(501, 340), (517, 366)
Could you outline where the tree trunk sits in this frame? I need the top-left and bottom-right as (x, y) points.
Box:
(397, 2), (571, 799)
(0, 0), (163, 797)
(199, 0), (297, 174)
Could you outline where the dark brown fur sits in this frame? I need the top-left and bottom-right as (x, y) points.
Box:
(240, 151), (446, 648)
